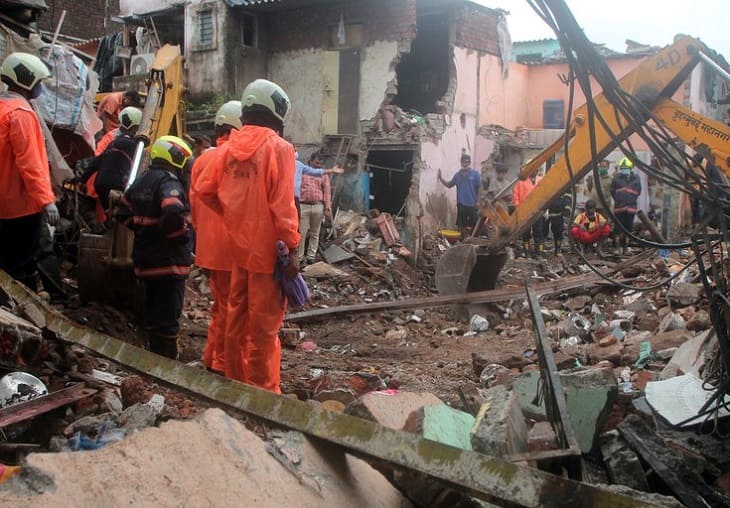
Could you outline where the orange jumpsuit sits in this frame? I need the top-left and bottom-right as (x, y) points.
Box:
(97, 92), (123, 133)
(0, 93), (55, 219)
(190, 134), (234, 373)
(197, 126), (299, 393)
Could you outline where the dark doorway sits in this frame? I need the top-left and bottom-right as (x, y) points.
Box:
(393, 4), (450, 114)
(367, 149), (415, 214)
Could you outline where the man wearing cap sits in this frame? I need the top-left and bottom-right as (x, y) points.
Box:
(438, 153), (481, 234)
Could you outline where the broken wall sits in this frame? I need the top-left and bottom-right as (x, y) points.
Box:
(266, 0), (417, 145)
(118, 0), (172, 16)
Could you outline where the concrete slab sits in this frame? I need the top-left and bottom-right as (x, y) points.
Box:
(404, 404), (475, 451)
(322, 244), (355, 264)
(345, 390), (443, 430)
(2, 408), (410, 507)
(471, 385), (528, 457)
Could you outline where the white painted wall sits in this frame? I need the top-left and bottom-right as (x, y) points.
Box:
(184, 0), (228, 98)
(359, 40), (399, 121)
(269, 40), (400, 145)
(269, 50), (326, 144)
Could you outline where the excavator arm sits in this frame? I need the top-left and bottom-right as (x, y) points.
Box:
(487, 36), (706, 248)
(435, 36), (730, 295)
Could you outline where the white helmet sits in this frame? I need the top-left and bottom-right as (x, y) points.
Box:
(215, 100), (242, 129)
(241, 79), (291, 123)
(118, 106), (142, 130)
(1, 52), (50, 91)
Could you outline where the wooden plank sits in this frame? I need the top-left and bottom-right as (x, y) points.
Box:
(0, 384), (97, 428)
(286, 272), (612, 322)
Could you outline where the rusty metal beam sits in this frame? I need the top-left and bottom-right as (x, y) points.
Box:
(287, 272), (615, 322)
(0, 384), (96, 428)
(526, 280), (583, 479)
(0, 271), (659, 507)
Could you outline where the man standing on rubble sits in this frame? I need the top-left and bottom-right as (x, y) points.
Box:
(438, 152), (481, 234)
(513, 166), (544, 256)
(197, 79), (300, 393)
(190, 100), (241, 374)
(116, 135), (194, 359)
(298, 152), (332, 264)
(0, 52), (59, 289)
(294, 152), (343, 217)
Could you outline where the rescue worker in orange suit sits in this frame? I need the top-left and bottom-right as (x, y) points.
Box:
(189, 101), (241, 373)
(116, 136), (194, 359)
(512, 168), (544, 256)
(570, 199), (612, 254)
(79, 106), (142, 214)
(197, 79), (300, 393)
(0, 52), (59, 289)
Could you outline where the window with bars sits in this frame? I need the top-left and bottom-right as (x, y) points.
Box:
(195, 8), (216, 51)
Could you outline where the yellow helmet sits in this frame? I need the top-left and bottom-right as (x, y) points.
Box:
(241, 79), (291, 122)
(618, 157), (634, 169)
(1, 52), (50, 91)
(118, 106), (142, 130)
(150, 135), (193, 170)
(215, 100), (242, 129)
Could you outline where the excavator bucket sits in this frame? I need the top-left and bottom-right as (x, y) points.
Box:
(435, 244), (507, 295)
(77, 226), (144, 313)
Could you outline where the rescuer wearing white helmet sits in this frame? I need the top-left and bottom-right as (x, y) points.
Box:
(79, 106), (144, 212)
(116, 135), (194, 359)
(0, 52), (58, 290)
(196, 80), (299, 392)
(189, 100), (242, 373)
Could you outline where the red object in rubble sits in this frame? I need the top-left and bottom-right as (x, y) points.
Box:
(375, 213), (401, 246)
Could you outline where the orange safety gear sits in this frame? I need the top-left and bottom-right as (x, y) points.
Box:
(225, 267), (284, 393)
(97, 91), (123, 132)
(95, 128), (118, 156)
(512, 175), (541, 207)
(190, 134), (234, 271)
(202, 269), (230, 372)
(190, 134), (235, 373)
(197, 124), (299, 392)
(0, 93), (55, 219)
(197, 126), (299, 272)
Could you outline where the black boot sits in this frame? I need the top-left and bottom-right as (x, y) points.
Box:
(149, 334), (179, 360)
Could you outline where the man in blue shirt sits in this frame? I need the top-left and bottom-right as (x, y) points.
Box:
(295, 151), (343, 216)
(438, 153), (481, 233)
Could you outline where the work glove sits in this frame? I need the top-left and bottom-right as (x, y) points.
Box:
(44, 203), (60, 226)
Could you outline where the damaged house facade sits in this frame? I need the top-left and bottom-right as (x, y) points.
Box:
(116, 0), (729, 247)
(116, 0), (512, 248)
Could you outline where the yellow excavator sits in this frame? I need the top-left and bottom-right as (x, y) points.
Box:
(435, 35), (730, 295)
(77, 44), (186, 308)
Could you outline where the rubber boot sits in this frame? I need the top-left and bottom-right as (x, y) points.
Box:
(554, 240), (561, 256)
(522, 241), (530, 258)
(149, 334), (179, 360)
(537, 243), (545, 258)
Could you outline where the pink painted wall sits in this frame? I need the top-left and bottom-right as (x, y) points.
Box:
(478, 56), (530, 128)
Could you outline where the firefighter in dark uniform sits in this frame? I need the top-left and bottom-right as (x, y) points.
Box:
(547, 191), (572, 255)
(116, 135), (194, 359)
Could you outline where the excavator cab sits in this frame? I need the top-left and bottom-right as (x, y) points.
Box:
(77, 44), (186, 308)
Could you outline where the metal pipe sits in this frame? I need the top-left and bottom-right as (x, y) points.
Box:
(699, 51), (730, 82)
(50, 10), (67, 49)
(125, 141), (146, 191)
